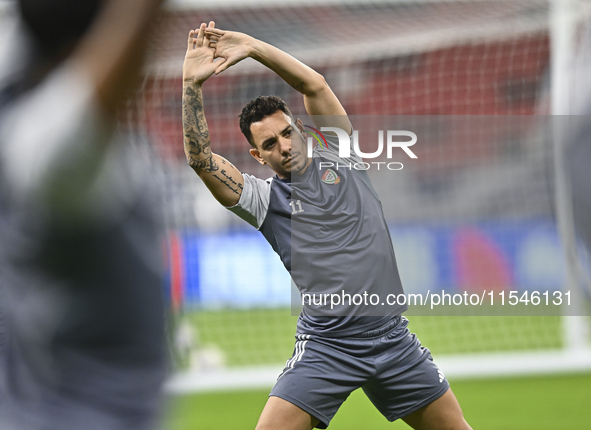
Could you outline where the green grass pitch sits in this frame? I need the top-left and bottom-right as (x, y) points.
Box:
(185, 309), (563, 367)
(169, 309), (587, 428)
(165, 372), (591, 430)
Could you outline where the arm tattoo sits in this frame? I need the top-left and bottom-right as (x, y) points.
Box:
(209, 168), (242, 195)
(189, 155), (218, 173)
(212, 174), (240, 196)
(182, 85), (216, 171)
(220, 169), (238, 186)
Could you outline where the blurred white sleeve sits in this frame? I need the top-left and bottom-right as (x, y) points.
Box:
(0, 62), (117, 220)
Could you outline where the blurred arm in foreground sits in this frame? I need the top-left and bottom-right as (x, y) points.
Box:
(0, 1), (168, 430)
(1, 0), (163, 215)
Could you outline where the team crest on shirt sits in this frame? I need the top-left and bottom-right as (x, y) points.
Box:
(321, 169), (340, 185)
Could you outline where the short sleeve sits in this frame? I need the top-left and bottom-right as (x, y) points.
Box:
(226, 173), (272, 229)
(0, 62), (109, 204)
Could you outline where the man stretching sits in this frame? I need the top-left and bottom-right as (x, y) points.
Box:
(182, 22), (472, 430)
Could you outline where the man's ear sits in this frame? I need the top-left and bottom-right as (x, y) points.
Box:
(249, 148), (266, 165)
(293, 118), (306, 142)
(295, 118), (304, 133)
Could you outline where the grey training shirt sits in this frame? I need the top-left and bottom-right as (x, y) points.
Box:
(229, 130), (407, 337)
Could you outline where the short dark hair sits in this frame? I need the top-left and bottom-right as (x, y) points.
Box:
(18, 0), (104, 60)
(239, 96), (293, 148)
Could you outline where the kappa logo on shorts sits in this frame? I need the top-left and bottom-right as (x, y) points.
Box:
(437, 369), (445, 383)
(321, 169), (340, 185)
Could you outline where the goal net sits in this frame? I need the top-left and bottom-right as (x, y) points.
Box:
(124, 0), (591, 392)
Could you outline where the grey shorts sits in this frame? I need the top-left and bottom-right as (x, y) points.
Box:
(269, 316), (449, 429)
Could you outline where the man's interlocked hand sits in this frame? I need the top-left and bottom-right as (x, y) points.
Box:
(182, 21), (224, 85)
(204, 26), (254, 75)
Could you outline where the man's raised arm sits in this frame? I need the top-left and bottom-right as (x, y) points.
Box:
(71, 0), (164, 117)
(205, 27), (351, 134)
(182, 22), (244, 207)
